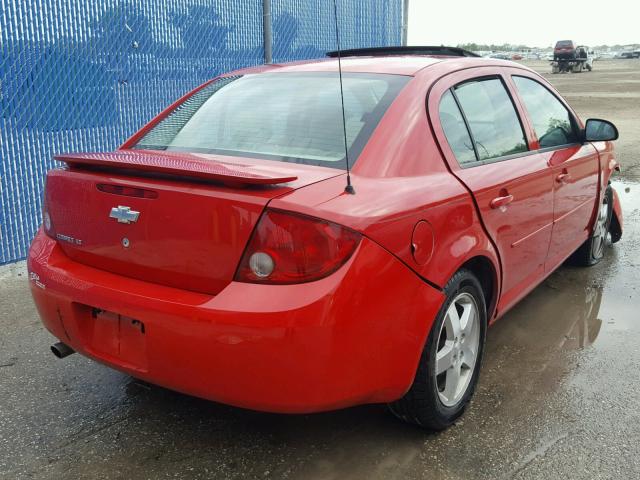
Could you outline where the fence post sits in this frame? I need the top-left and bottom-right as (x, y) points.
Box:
(402, 0), (409, 46)
(263, 0), (272, 63)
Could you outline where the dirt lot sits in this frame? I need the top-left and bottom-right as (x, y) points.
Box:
(528, 59), (640, 181)
(1, 59), (639, 480)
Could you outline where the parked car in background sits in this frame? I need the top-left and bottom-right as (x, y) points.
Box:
(554, 40), (578, 60)
(29, 46), (623, 430)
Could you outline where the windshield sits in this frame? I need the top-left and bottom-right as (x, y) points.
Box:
(555, 41), (573, 48)
(133, 72), (409, 169)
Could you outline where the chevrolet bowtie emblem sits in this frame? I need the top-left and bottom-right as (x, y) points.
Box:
(109, 206), (140, 224)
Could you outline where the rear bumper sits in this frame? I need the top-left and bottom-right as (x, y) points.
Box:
(554, 51), (577, 60)
(28, 229), (444, 413)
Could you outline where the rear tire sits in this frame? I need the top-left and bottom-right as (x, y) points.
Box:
(571, 186), (613, 266)
(388, 269), (487, 430)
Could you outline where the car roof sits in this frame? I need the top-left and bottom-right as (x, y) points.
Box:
(227, 55), (526, 77)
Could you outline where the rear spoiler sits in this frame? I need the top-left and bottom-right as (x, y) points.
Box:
(55, 151), (298, 186)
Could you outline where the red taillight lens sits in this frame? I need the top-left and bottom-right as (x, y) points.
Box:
(42, 179), (56, 239)
(235, 209), (361, 284)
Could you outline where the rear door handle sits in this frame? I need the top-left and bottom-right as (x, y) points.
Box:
(490, 194), (514, 209)
(556, 172), (571, 184)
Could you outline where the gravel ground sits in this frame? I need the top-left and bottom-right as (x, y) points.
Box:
(529, 59), (640, 182)
(1, 59), (639, 480)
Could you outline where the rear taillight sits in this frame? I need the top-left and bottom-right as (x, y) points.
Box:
(235, 209), (361, 284)
(43, 210), (52, 232)
(42, 179), (56, 239)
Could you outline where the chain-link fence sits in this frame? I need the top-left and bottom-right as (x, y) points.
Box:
(0, 0), (402, 264)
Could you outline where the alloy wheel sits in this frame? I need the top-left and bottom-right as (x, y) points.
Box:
(435, 292), (480, 407)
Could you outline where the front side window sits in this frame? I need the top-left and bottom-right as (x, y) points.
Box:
(454, 78), (528, 161)
(438, 90), (476, 164)
(512, 76), (578, 148)
(134, 72), (409, 169)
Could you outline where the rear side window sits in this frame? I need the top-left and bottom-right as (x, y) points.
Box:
(512, 76), (578, 148)
(438, 90), (476, 164)
(454, 78), (528, 161)
(133, 72), (409, 169)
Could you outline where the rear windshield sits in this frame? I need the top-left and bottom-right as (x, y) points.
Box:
(555, 41), (573, 48)
(133, 72), (409, 169)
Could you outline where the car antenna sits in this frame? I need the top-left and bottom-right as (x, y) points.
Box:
(332, 0), (355, 194)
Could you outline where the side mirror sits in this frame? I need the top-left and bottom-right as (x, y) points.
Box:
(584, 118), (619, 142)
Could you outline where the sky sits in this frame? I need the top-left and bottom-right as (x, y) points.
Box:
(408, 0), (639, 48)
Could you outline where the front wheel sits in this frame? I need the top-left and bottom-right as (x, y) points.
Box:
(388, 269), (487, 429)
(571, 186), (613, 266)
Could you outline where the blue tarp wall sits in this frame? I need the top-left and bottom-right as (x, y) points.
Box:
(0, 0), (402, 264)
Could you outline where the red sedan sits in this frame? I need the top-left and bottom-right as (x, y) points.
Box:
(28, 46), (623, 429)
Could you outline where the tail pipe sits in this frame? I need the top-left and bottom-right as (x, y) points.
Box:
(51, 342), (75, 359)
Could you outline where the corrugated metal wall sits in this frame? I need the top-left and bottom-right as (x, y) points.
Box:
(0, 0), (401, 264)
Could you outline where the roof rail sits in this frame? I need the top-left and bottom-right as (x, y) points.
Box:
(326, 46), (480, 58)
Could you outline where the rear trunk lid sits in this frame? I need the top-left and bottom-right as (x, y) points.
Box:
(45, 150), (341, 295)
